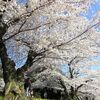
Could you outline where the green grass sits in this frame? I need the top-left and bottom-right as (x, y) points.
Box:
(0, 96), (47, 100)
(0, 96), (3, 100)
(33, 98), (47, 100)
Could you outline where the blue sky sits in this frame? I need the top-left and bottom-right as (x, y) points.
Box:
(84, 0), (100, 20)
(84, 0), (100, 71)
(17, 0), (28, 4)
(89, 55), (100, 70)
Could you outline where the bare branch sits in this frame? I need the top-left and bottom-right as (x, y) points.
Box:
(68, 56), (77, 66)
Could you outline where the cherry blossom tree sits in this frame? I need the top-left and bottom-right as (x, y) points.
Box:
(0, 0), (100, 99)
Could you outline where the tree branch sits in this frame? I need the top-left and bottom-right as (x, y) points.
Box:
(53, 21), (100, 48)
(16, 48), (47, 76)
(3, 22), (51, 42)
(7, 0), (55, 26)
(16, 20), (100, 74)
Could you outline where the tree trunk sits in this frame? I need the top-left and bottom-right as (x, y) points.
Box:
(0, 11), (34, 100)
(0, 32), (30, 100)
(0, 18), (26, 100)
(0, 13), (17, 84)
(0, 38), (17, 83)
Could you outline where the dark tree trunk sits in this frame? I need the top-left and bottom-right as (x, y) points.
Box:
(0, 9), (34, 100)
(0, 28), (17, 83)
(0, 16), (25, 100)
(0, 11), (44, 99)
(0, 14), (17, 83)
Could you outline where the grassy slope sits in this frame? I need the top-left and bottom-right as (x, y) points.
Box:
(0, 96), (47, 100)
(33, 98), (47, 100)
(0, 96), (3, 100)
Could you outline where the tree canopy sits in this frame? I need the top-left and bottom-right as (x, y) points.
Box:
(0, 0), (100, 99)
